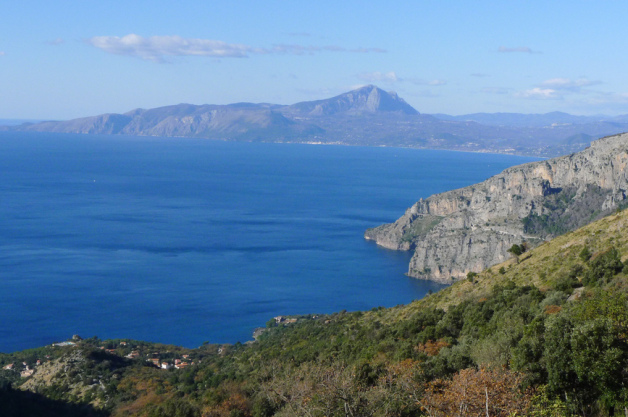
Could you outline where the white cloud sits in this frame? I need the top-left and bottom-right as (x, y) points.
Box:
(515, 77), (601, 100)
(428, 79), (446, 86)
(498, 46), (538, 54)
(516, 88), (560, 99)
(540, 77), (600, 92)
(87, 34), (385, 62)
(88, 34), (258, 62)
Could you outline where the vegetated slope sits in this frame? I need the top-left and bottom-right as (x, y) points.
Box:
(5, 85), (628, 156)
(3, 209), (628, 416)
(366, 132), (628, 283)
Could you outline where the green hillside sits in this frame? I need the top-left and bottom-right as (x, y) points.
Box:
(3, 209), (628, 416)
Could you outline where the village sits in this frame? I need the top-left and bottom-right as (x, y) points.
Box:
(0, 335), (212, 379)
(2, 316), (319, 380)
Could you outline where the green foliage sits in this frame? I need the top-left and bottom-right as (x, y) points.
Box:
(400, 215), (443, 243)
(146, 399), (201, 417)
(579, 246), (592, 262)
(582, 247), (624, 286)
(522, 185), (612, 237)
(251, 397), (275, 417)
(554, 265), (583, 293)
(528, 385), (573, 416)
(508, 243), (525, 256)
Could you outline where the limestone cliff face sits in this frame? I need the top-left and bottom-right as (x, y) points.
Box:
(365, 133), (628, 283)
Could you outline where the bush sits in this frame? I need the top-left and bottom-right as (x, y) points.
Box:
(582, 248), (623, 286)
(554, 274), (580, 294)
(508, 244), (524, 257)
(579, 247), (592, 262)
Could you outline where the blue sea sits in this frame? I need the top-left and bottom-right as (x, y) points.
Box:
(0, 132), (538, 352)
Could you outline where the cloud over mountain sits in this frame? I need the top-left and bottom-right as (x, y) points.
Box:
(357, 71), (445, 86)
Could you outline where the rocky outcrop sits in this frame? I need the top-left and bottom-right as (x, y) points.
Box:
(366, 133), (628, 283)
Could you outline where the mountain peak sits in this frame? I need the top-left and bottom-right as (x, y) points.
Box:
(284, 85), (419, 117)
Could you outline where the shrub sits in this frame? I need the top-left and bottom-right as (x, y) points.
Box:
(582, 248), (623, 286)
(579, 247), (592, 262)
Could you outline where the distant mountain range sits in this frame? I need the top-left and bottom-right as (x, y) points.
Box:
(4, 85), (628, 157)
(431, 111), (628, 128)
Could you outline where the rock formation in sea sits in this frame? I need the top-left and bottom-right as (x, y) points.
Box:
(365, 132), (628, 283)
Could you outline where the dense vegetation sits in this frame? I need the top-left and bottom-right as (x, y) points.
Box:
(521, 184), (614, 237)
(3, 210), (628, 416)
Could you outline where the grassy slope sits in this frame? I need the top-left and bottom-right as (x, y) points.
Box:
(401, 207), (628, 314)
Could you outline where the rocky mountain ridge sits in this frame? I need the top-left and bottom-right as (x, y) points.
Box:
(6, 85), (628, 157)
(365, 132), (628, 283)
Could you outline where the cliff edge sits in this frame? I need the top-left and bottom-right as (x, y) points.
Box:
(366, 132), (628, 283)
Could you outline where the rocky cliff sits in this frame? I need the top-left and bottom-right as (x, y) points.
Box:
(365, 132), (628, 283)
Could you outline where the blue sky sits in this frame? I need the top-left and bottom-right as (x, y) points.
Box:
(3, 1), (628, 119)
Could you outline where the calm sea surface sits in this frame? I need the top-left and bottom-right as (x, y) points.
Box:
(0, 132), (538, 352)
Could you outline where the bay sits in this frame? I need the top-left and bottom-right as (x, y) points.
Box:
(0, 132), (538, 352)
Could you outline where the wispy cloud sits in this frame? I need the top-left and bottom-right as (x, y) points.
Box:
(87, 34), (385, 62)
(580, 91), (628, 107)
(471, 73), (490, 78)
(45, 38), (65, 46)
(498, 46), (539, 54)
(516, 77), (601, 100)
(357, 71), (445, 86)
(88, 34), (259, 61)
(540, 77), (600, 92)
(357, 71), (400, 83)
(515, 87), (560, 99)
(0, 51), (5, 57)
(271, 44), (385, 55)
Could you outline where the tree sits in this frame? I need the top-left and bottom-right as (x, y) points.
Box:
(420, 367), (532, 417)
(507, 244), (524, 257)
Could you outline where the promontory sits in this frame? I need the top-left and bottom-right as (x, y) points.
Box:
(366, 132), (628, 283)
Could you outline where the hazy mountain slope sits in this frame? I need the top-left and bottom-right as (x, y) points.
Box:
(21, 104), (321, 141)
(280, 85), (419, 116)
(366, 132), (628, 283)
(7, 85), (628, 156)
(431, 111), (605, 127)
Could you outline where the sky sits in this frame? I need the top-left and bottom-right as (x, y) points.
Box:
(3, 1), (628, 120)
